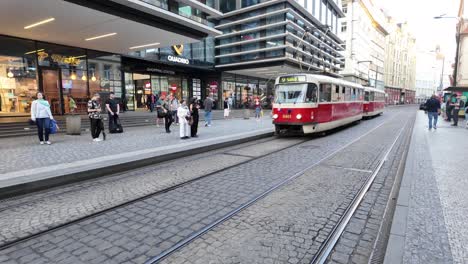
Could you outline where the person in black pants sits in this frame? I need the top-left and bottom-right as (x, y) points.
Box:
(105, 92), (120, 132)
(190, 98), (200, 137)
(451, 94), (464, 126)
(88, 93), (103, 141)
(446, 96), (453, 122)
(162, 96), (173, 133)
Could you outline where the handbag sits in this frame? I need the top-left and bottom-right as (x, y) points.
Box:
(49, 119), (59, 134)
(157, 107), (167, 118)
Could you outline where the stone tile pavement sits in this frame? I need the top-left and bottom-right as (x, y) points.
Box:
(385, 111), (468, 264)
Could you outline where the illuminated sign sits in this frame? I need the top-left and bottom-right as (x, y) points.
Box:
(172, 45), (184, 56)
(167, 55), (189, 65)
(279, 76), (306, 83)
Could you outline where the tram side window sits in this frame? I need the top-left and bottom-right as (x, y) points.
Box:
(305, 83), (318, 103)
(344, 87), (351, 101)
(365, 91), (370, 101)
(332, 85), (340, 102)
(352, 88), (356, 101)
(319, 83), (332, 102)
(370, 92), (375, 101)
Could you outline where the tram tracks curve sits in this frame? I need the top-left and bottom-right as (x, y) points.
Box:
(144, 111), (411, 264)
(0, 137), (308, 251)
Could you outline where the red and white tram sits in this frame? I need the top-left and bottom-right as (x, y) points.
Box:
(272, 74), (365, 135)
(363, 86), (385, 117)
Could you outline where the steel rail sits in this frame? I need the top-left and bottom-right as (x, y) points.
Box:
(145, 113), (398, 264)
(310, 117), (411, 264)
(0, 137), (306, 251)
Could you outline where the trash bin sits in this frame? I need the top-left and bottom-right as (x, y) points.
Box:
(66, 115), (81, 135)
(243, 109), (250, 119)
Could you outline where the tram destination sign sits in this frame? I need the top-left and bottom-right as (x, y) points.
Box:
(279, 75), (306, 83)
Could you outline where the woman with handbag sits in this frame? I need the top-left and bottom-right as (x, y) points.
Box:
(30, 92), (54, 145)
(189, 98), (200, 137)
(177, 99), (191, 139)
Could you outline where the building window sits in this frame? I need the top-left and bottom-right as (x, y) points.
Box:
(103, 65), (112, 80)
(341, 22), (347, 32)
(342, 4), (347, 14)
(219, 0), (236, 12)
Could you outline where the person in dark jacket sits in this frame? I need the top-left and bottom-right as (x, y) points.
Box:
(190, 98), (200, 137)
(425, 95), (441, 130)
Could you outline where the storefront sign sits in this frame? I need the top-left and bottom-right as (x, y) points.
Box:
(145, 68), (176, 75)
(167, 55), (189, 65)
(36, 51), (82, 66)
(279, 75), (306, 83)
(172, 45), (184, 56)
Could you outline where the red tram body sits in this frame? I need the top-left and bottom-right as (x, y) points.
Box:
(272, 74), (384, 135)
(363, 87), (385, 117)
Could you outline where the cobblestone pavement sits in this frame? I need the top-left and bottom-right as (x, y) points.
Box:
(0, 117), (271, 174)
(158, 109), (416, 264)
(0, 107), (410, 264)
(325, 110), (416, 264)
(0, 138), (304, 246)
(398, 111), (468, 264)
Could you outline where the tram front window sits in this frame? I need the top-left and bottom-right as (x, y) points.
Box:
(275, 83), (317, 104)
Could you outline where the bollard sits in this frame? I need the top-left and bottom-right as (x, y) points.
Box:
(66, 115), (81, 135)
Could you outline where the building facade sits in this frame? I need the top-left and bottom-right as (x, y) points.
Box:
(0, 0), (345, 117)
(338, 0), (388, 90)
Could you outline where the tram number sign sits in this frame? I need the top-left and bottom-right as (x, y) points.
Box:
(282, 114), (291, 119)
(279, 75), (306, 83)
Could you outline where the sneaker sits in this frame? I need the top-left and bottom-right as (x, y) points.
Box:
(95, 138), (102, 142)
(208, 124), (211, 127)
(46, 141), (51, 145)
(205, 123), (208, 127)
(40, 141), (44, 145)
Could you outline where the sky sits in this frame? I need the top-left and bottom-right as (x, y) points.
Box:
(374, 0), (460, 62)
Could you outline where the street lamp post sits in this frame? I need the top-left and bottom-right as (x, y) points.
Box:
(434, 15), (461, 87)
(357, 60), (372, 86)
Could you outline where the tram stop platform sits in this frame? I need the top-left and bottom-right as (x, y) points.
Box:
(0, 116), (273, 199)
(384, 111), (468, 263)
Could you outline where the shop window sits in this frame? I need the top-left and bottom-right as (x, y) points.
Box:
(0, 36), (38, 115)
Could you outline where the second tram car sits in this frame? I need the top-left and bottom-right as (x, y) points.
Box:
(363, 87), (385, 117)
(272, 74), (365, 135)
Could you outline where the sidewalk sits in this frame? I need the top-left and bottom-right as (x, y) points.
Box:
(0, 117), (273, 198)
(384, 111), (468, 264)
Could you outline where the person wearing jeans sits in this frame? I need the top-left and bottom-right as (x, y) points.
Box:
(425, 95), (441, 130)
(31, 92), (54, 145)
(204, 93), (214, 127)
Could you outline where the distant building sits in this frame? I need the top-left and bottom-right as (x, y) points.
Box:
(339, 0), (388, 90)
(383, 18), (417, 104)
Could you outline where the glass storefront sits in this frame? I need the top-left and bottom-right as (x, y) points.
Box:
(0, 36), (38, 115)
(221, 73), (274, 109)
(0, 35), (123, 116)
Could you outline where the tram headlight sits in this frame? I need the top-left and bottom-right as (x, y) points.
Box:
(272, 114), (278, 119)
(296, 114), (302, 120)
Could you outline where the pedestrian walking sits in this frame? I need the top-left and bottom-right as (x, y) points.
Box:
(170, 94), (180, 125)
(88, 93), (104, 141)
(147, 93), (156, 112)
(425, 95), (441, 130)
(446, 96), (454, 122)
(450, 94), (464, 126)
(228, 95), (233, 110)
(106, 92), (121, 132)
(465, 104), (468, 129)
(204, 93), (214, 127)
(223, 97), (230, 119)
(254, 97), (262, 120)
(162, 96), (173, 133)
(190, 98), (200, 137)
(177, 100), (191, 139)
(30, 92), (54, 145)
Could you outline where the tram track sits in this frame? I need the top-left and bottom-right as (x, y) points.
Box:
(310, 116), (412, 264)
(145, 112), (406, 264)
(0, 107), (414, 264)
(0, 137), (308, 251)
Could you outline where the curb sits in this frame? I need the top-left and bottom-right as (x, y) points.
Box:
(0, 129), (273, 199)
(382, 115), (417, 264)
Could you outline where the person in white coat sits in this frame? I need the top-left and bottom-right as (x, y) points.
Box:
(177, 100), (190, 139)
(31, 92), (54, 145)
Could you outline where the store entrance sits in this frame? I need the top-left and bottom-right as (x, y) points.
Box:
(40, 68), (63, 115)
